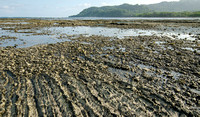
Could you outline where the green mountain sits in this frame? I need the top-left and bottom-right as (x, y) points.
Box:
(71, 4), (152, 17)
(70, 0), (200, 17)
(147, 0), (200, 12)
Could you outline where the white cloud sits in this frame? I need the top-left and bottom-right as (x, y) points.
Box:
(101, 2), (112, 6)
(0, 4), (23, 9)
(78, 3), (91, 8)
(0, 6), (13, 13)
(0, 5), (13, 10)
(0, 4), (24, 15)
(2, 6), (10, 9)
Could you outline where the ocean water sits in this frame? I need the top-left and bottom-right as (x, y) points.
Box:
(0, 17), (200, 21)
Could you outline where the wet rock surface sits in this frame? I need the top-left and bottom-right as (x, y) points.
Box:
(0, 19), (200, 116)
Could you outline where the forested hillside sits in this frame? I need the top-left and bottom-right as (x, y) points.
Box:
(70, 0), (200, 17)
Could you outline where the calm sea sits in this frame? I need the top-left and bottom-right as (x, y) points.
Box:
(0, 17), (200, 20)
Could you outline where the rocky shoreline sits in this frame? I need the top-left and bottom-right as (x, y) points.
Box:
(0, 19), (199, 116)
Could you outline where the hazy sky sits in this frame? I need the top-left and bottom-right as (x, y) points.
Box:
(0, 0), (179, 17)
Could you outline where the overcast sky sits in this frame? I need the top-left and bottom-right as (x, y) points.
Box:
(0, 0), (179, 17)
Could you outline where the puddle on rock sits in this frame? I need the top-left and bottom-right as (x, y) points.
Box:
(190, 89), (200, 95)
(0, 22), (29, 25)
(119, 48), (126, 52)
(102, 46), (115, 51)
(130, 62), (182, 80)
(182, 47), (200, 53)
(108, 67), (135, 82)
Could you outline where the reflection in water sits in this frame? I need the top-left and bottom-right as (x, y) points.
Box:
(0, 26), (197, 48)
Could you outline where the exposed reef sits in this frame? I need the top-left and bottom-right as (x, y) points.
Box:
(0, 18), (199, 116)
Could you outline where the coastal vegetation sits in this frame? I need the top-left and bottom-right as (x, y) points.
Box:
(137, 11), (200, 17)
(70, 0), (200, 17)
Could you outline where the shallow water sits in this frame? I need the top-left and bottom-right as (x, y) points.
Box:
(190, 89), (200, 95)
(0, 26), (197, 48)
(2, 17), (198, 21)
(129, 62), (182, 80)
(0, 22), (29, 25)
(182, 47), (200, 53)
